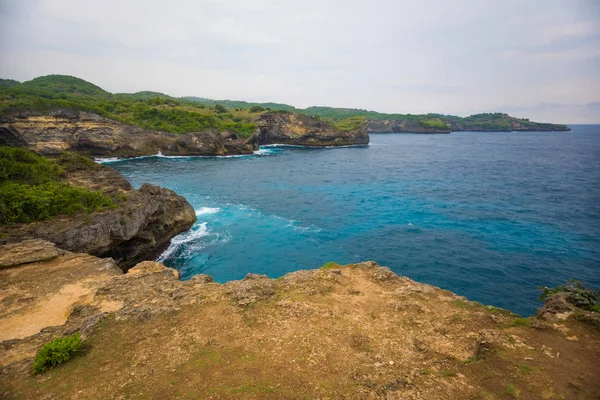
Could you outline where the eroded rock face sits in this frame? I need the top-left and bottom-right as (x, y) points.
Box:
(254, 112), (370, 146)
(0, 163), (196, 270)
(0, 110), (257, 157)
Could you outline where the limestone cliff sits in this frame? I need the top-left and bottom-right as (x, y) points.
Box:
(1, 110), (371, 158)
(0, 160), (196, 269)
(254, 112), (370, 146)
(0, 109), (257, 157)
(1, 240), (599, 399)
(366, 119), (451, 134)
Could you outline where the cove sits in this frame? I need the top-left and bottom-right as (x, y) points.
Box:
(105, 126), (600, 316)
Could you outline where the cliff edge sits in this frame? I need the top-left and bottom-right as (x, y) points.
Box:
(1, 241), (598, 399)
(254, 112), (370, 147)
(0, 152), (196, 269)
(0, 109), (257, 157)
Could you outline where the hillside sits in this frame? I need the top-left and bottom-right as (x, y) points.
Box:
(0, 75), (569, 134)
(0, 76), (260, 137)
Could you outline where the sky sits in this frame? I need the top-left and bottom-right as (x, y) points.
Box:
(0, 0), (599, 123)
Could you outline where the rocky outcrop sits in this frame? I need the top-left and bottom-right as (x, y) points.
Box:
(365, 119), (451, 133)
(0, 162), (196, 269)
(2, 243), (599, 399)
(0, 109), (257, 157)
(254, 112), (370, 146)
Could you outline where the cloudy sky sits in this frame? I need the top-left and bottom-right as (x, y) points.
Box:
(0, 0), (598, 123)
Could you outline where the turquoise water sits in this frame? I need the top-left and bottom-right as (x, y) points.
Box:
(105, 126), (600, 316)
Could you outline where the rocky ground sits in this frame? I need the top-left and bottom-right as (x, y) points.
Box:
(1, 240), (599, 399)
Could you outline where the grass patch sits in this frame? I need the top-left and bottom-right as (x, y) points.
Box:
(333, 116), (366, 131)
(33, 332), (82, 374)
(421, 369), (458, 377)
(573, 311), (600, 332)
(504, 318), (533, 328)
(486, 305), (519, 317)
(321, 261), (341, 270)
(517, 364), (532, 375)
(505, 383), (520, 398)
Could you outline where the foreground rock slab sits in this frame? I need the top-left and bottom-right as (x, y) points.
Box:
(1, 242), (599, 399)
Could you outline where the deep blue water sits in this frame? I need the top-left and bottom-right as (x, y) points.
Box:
(105, 125), (600, 316)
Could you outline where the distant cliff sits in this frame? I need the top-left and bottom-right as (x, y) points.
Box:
(365, 119), (451, 133)
(254, 112), (369, 146)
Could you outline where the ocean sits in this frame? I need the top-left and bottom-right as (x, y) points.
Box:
(105, 125), (600, 316)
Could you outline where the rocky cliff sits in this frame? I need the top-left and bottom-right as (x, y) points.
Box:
(1, 240), (599, 399)
(366, 119), (451, 134)
(0, 159), (196, 269)
(0, 109), (258, 157)
(254, 112), (370, 146)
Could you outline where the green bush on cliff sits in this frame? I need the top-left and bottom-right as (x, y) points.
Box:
(0, 147), (63, 184)
(0, 181), (115, 224)
(0, 147), (115, 224)
(33, 332), (82, 374)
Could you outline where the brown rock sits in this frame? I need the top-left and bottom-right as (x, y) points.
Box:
(0, 239), (65, 269)
(254, 112), (369, 146)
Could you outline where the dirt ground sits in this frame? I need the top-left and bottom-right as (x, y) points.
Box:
(1, 242), (599, 399)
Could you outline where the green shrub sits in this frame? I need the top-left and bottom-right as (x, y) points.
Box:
(214, 104), (227, 113)
(334, 116), (366, 131)
(249, 105), (265, 113)
(54, 151), (99, 172)
(0, 147), (63, 184)
(0, 181), (115, 224)
(33, 332), (82, 374)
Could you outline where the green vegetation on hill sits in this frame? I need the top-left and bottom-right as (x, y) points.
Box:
(0, 74), (568, 134)
(0, 76), (258, 137)
(334, 116), (366, 131)
(0, 147), (115, 224)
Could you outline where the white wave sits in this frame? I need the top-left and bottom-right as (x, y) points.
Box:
(157, 222), (209, 260)
(262, 143), (368, 149)
(94, 157), (122, 163)
(253, 148), (280, 155)
(195, 207), (220, 216)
